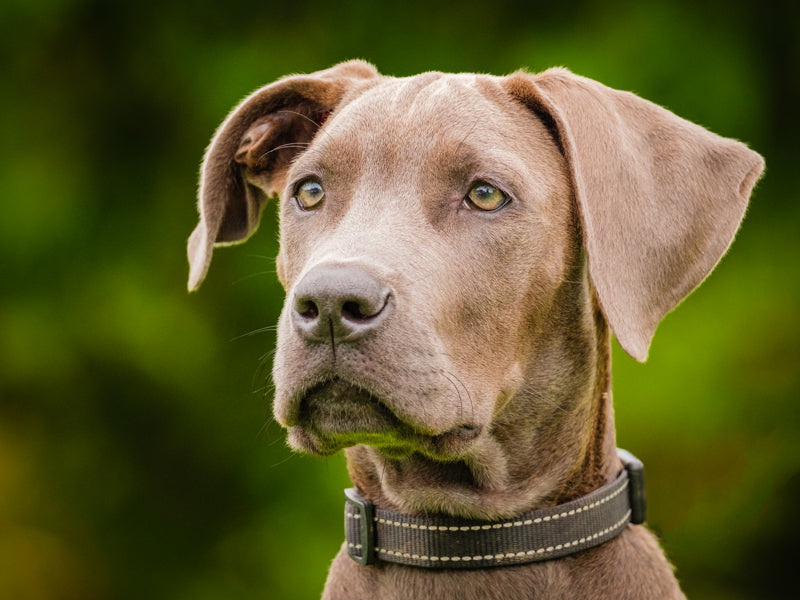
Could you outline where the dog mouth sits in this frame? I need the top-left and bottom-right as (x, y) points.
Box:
(286, 377), (482, 458)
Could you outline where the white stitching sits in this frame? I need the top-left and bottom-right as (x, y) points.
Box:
(373, 480), (628, 531)
(377, 510), (631, 563)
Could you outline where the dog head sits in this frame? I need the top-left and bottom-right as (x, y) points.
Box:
(189, 61), (762, 510)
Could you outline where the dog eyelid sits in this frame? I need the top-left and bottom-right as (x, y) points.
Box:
(293, 178), (326, 211)
(464, 181), (511, 212)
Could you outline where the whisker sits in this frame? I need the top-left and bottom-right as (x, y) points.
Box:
(231, 270), (279, 285)
(231, 325), (278, 341)
(260, 141), (311, 157)
(271, 452), (297, 468)
(518, 383), (570, 414)
(277, 109), (339, 146)
(441, 371), (464, 423)
(244, 253), (278, 261)
(446, 370), (475, 423)
(256, 414), (280, 441)
(253, 347), (278, 397)
(277, 109), (327, 128)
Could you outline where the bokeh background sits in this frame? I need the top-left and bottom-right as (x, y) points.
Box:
(1, 0), (798, 598)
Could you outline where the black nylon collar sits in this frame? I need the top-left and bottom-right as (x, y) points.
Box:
(344, 448), (646, 568)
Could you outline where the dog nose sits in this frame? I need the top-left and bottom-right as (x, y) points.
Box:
(292, 265), (392, 342)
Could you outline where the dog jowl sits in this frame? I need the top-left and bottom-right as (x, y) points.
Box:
(189, 61), (762, 599)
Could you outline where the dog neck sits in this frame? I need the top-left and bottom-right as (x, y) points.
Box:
(344, 259), (620, 521)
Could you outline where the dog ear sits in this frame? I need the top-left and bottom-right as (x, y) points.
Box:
(503, 68), (764, 361)
(188, 60), (379, 291)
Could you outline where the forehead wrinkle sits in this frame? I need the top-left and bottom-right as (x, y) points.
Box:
(380, 83), (511, 181)
(291, 73), (558, 202)
(405, 77), (497, 127)
(342, 73), (491, 130)
(387, 73), (454, 120)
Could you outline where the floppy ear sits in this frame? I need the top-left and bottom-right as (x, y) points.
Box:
(187, 60), (379, 291)
(503, 68), (764, 361)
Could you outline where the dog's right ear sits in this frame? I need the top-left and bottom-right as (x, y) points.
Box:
(187, 60), (379, 291)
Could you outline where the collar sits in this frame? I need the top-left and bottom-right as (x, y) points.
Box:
(344, 448), (646, 568)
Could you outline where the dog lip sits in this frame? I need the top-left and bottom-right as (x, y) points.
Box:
(424, 423), (484, 456)
(293, 376), (406, 433)
(284, 376), (484, 457)
(291, 422), (483, 459)
(287, 426), (339, 457)
(450, 424), (482, 441)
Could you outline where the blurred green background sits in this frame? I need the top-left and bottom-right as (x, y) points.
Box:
(1, 0), (797, 598)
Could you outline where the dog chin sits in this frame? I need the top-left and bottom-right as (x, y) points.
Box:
(285, 426), (336, 456)
(283, 377), (484, 459)
(286, 425), (417, 459)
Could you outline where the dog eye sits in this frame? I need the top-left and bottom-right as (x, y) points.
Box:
(293, 179), (325, 210)
(465, 182), (509, 212)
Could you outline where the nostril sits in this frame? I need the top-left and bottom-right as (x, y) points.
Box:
(296, 299), (319, 320)
(342, 300), (368, 321)
(341, 301), (363, 321)
(291, 265), (392, 341)
(341, 295), (388, 323)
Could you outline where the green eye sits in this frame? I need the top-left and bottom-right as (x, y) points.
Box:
(294, 179), (325, 210)
(466, 182), (509, 212)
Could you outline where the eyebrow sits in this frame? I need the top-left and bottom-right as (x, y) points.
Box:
(429, 138), (532, 197)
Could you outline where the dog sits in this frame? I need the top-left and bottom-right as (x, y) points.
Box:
(188, 61), (763, 599)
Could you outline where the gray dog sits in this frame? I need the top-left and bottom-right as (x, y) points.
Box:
(188, 61), (763, 599)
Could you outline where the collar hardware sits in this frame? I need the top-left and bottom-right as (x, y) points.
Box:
(344, 448), (646, 568)
(618, 447), (647, 524)
(344, 487), (376, 565)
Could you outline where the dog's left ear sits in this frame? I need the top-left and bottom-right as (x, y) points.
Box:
(503, 69), (764, 361)
(188, 60), (379, 291)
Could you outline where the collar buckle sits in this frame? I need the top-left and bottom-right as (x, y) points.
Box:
(618, 448), (647, 524)
(344, 487), (376, 565)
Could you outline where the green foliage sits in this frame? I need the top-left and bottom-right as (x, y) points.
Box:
(1, 1), (797, 598)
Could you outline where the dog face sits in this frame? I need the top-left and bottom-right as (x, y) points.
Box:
(271, 74), (576, 460)
(189, 62), (762, 510)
